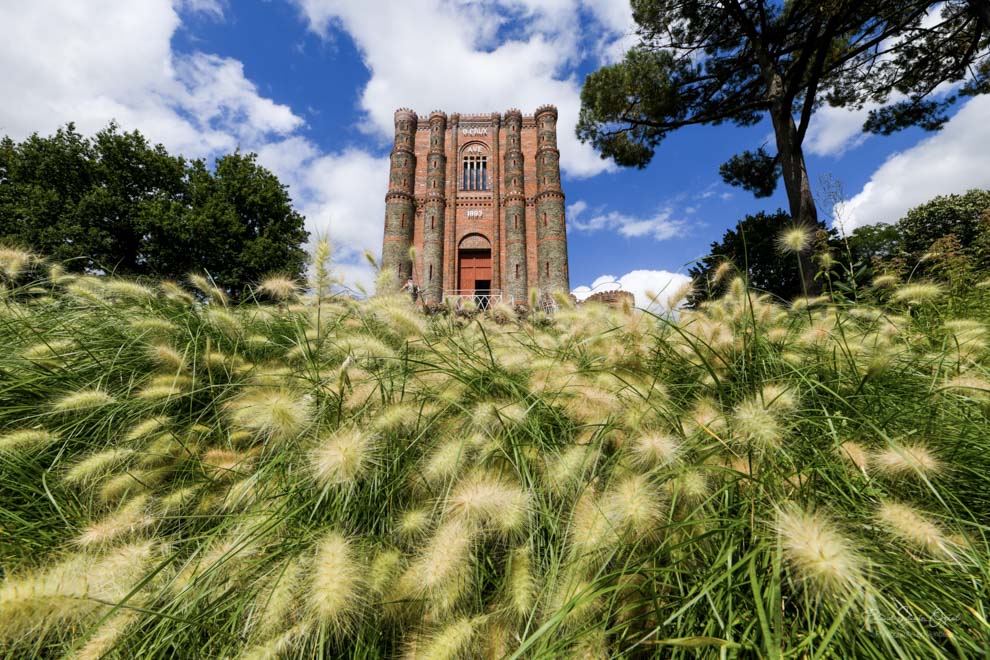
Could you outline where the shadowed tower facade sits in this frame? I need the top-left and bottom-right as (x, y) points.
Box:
(381, 106), (569, 304)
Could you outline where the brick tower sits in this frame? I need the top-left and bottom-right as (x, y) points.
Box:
(381, 106), (570, 305)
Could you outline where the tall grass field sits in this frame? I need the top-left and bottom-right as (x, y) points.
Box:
(1, 246), (989, 658)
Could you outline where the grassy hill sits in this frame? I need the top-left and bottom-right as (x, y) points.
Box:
(1, 249), (989, 658)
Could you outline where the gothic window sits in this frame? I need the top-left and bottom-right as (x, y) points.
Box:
(462, 155), (489, 191)
(545, 262), (550, 277)
(515, 263), (520, 279)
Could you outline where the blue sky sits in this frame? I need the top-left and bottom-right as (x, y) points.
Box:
(3, 1), (989, 306)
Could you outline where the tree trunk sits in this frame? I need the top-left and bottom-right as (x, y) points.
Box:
(769, 99), (819, 295)
(968, 0), (990, 31)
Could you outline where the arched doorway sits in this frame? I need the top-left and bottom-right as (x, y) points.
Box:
(457, 233), (492, 308)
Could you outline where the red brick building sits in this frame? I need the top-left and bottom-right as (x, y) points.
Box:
(381, 106), (569, 305)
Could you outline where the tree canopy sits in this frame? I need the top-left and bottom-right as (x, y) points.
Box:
(578, 0), (990, 241)
(0, 123), (309, 294)
(688, 210), (832, 304)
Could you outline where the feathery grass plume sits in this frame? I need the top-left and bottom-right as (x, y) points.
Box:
(368, 296), (428, 338)
(206, 308), (243, 338)
(136, 373), (192, 400)
(125, 416), (172, 443)
(98, 469), (163, 503)
(147, 342), (187, 369)
(52, 388), (116, 413)
(711, 259), (734, 285)
(396, 518), (476, 617)
(505, 545), (536, 619)
(258, 275), (299, 301)
(373, 402), (421, 435)
(405, 616), (481, 660)
(774, 505), (866, 600)
(368, 548), (404, 598)
(128, 317), (177, 336)
(776, 225), (813, 254)
(251, 557), (304, 638)
(159, 280), (195, 304)
(791, 295), (829, 311)
(22, 338), (77, 363)
(732, 397), (783, 452)
(227, 387), (312, 443)
(310, 427), (376, 487)
(546, 573), (602, 632)
(873, 441), (942, 479)
(0, 429), (56, 454)
(602, 473), (665, 543)
(158, 486), (198, 516)
(102, 279), (157, 301)
(941, 374), (990, 402)
(666, 280), (694, 309)
(64, 448), (136, 485)
(761, 383), (799, 412)
(421, 437), (475, 486)
(188, 272), (228, 306)
(876, 501), (958, 560)
(668, 470), (710, 509)
(310, 237), (333, 302)
(396, 507), (433, 541)
(202, 448), (257, 481)
(445, 472), (530, 536)
(306, 531), (364, 636)
(0, 245), (36, 279)
(76, 495), (154, 548)
(837, 442), (870, 476)
(241, 623), (311, 660)
(75, 608), (141, 660)
(871, 274), (899, 288)
(891, 282), (942, 304)
(683, 397), (728, 438)
(0, 540), (157, 644)
(628, 433), (680, 470)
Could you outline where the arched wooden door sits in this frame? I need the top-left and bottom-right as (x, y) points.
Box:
(457, 233), (492, 296)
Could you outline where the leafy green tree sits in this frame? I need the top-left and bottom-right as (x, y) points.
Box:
(897, 189), (990, 258)
(578, 0), (989, 262)
(0, 123), (308, 294)
(688, 210), (833, 304)
(843, 222), (905, 276)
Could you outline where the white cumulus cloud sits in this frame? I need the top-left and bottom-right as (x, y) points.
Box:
(291, 0), (633, 178)
(572, 270), (692, 312)
(568, 200), (688, 241)
(840, 95), (990, 233)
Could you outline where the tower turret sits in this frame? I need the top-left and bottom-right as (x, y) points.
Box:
(382, 108), (418, 283)
(502, 108), (527, 303)
(422, 111), (447, 302)
(534, 105), (568, 293)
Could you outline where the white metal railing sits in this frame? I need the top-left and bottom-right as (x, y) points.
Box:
(442, 289), (504, 310)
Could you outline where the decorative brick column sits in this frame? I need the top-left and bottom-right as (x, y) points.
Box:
(534, 105), (569, 293)
(502, 108), (527, 304)
(422, 111), (447, 303)
(382, 108), (418, 284)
